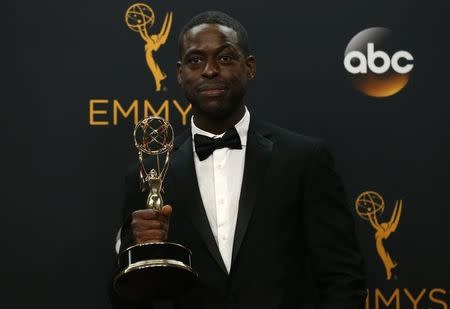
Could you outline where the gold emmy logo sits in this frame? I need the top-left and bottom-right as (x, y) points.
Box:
(125, 3), (173, 92)
(355, 191), (403, 280)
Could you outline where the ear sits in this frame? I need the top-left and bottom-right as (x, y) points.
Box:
(246, 55), (256, 80)
(176, 61), (183, 85)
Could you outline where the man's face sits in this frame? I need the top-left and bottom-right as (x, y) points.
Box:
(177, 24), (255, 120)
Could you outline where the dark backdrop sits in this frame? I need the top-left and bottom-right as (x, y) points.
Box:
(3, 0), (449, 308)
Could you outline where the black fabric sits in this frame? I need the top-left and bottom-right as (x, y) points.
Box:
(111, 119), (367, 309)
(194, 127), (242, 161)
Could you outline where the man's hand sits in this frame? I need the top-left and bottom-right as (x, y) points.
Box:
(131, 205), (172, 244)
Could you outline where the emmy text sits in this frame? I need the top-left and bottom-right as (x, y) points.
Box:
(89, 99), (192, 126)
(365, 288), (448, 309)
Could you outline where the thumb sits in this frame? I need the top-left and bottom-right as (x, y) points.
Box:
(161, 204), (172, 218)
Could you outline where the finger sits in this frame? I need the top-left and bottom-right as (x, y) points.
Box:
(133, 209), (159, 220)
(157, 205), (172, 224)
(161, 205), (172, 218)
(132, 219), (168, 231)
(134, 230), (167, 243)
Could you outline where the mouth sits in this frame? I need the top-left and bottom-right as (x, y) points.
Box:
(197, 84), (227, 97)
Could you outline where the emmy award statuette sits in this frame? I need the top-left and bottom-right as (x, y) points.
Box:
(114, 116), (197, 300)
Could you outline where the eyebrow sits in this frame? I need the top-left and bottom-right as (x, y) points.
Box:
(183, 43), (239, 58)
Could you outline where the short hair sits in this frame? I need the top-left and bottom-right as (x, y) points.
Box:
(178, 11), (250, 57)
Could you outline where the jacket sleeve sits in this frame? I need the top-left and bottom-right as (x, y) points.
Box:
(110, 160), (176, 309)
(119, 166), (146, 252)
(302, 142), (367, 309)
(109, 167), (152, 309)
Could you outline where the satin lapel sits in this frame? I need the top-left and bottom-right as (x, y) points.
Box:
(231, 121), (274, 265)
(170, 132), (228, 274)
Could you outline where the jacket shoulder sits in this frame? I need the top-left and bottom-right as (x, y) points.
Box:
(256, 120), (325, 152)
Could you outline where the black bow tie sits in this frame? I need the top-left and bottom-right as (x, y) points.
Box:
(194, 127), (242, 161)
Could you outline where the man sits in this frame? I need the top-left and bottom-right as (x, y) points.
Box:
(113, 11), (366, 309)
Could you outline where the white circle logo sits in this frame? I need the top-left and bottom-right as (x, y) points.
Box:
(344, 27), (414, 97)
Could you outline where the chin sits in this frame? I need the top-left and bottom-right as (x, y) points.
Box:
(197, 98), (234, 120)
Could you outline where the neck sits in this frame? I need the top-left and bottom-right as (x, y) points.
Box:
(193, 105), (246, 135)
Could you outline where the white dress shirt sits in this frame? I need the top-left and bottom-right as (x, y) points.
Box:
(191, 107), (250, 273)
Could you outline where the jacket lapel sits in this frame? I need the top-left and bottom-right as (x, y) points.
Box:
(170, 129), (228, 274)
(231, 121), (274, 265)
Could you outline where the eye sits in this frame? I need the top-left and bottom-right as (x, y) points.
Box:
(218, 55), (233, 64)
(187, 56), (203, 65)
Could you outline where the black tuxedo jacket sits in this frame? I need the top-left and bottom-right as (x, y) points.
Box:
(112, 119), (366, 309)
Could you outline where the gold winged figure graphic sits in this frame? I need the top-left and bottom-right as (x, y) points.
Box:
(126, 4), (173, 92)
(367, 200), (403, 280)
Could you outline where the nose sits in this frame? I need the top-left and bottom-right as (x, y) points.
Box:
(202, 58), (219, 79)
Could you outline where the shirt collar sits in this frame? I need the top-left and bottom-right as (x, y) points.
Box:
(191, 106), (250, 146)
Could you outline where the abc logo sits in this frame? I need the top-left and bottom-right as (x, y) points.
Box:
(345, 43), (413, 74)
(344, 27), (414, 98)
